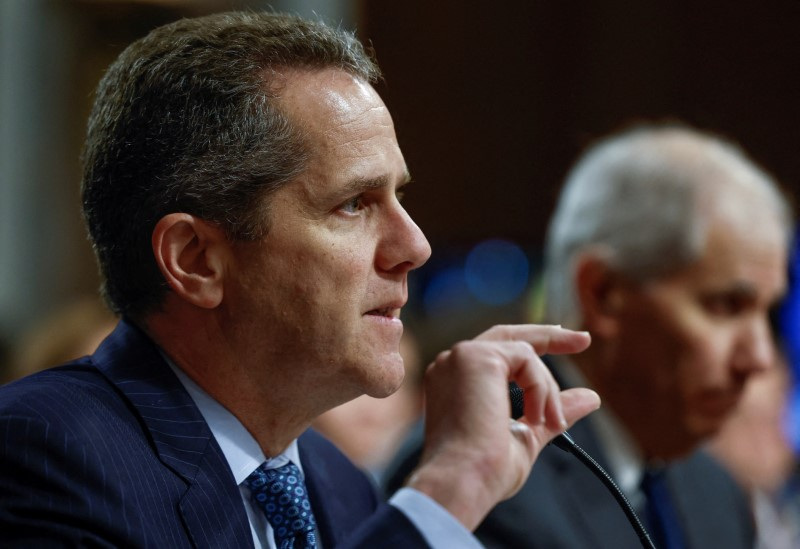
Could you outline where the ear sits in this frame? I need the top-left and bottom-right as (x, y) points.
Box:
(152, 213), (228, 309)
(573, 253), (627, 338)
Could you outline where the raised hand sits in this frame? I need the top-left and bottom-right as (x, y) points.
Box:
(407, 325), (600, 530)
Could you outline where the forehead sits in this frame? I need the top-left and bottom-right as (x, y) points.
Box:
(271, 67), (406, 199)
(680, 210), (787, 296)
(276, 67), (390, 144)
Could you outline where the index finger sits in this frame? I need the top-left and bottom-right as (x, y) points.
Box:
(474, 324), (591, 356)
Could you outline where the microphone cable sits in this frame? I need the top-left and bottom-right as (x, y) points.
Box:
(509, 384), (657, 549)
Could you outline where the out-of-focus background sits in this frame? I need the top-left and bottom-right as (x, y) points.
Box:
(2, 0), (800, 374)
(5, 1), (800, 527)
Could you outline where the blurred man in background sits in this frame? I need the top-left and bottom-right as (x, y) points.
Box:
(385, 123), (791, 548)
(481, 124), (791, 548)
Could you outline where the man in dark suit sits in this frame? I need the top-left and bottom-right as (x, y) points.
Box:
(0, 11), (601, 548)
(385, 124), (792, 548)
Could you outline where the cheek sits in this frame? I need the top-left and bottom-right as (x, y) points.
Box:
(315, 238), (372, 281)
(622, 303), (710, 391)
(274, 242), (367, 301)
(672, 323), (734, 393)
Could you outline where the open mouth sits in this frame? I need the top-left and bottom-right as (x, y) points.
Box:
(366, 307), (397, 318)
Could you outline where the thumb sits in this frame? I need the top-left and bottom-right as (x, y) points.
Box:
(514, 387), (600, 453)
(559, 387), (601, 429)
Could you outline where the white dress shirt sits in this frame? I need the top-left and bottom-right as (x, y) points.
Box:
(168, 362), (482, 549)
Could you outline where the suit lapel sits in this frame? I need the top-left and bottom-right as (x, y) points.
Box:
(298, 431), (350, 548)
(93, 319), (253, 548)
(298, 430), (384, 548)
(552, 418), (649, 546)
(668, 452), (754, 549)
(547, 359), (650, 546)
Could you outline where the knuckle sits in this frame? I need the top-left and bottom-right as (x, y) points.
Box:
(433, 349), (451, 364)
(448, 340), (487, 364)
(481, 324), (515, 340)
(512, 339), (537, 357)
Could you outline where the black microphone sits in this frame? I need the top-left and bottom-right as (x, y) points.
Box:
(509, 382), (573, 450)
(509, 383), (656, 549)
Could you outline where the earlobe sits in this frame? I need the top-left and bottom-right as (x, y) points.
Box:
(152, 213), (227, 309)
(574, 254), (626, 338)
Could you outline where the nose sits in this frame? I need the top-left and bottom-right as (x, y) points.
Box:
(377, 202), (432, 274)
(733, 315), (776, 376)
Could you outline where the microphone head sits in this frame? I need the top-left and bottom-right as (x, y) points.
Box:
(509, 382), (525, 419)
(509, 383), (577, 453)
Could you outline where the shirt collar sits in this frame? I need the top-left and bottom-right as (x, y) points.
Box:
(164, 356), (302, 484)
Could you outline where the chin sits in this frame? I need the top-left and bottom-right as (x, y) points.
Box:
(363, 360), (406, 399)
(689, 415), (728, 440)
(367, 370), (405, 399)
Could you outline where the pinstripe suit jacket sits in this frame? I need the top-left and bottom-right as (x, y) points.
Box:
(0, 319), (427, 548)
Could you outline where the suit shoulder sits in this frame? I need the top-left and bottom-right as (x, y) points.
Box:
(0, 359), (121, 421)
(0, 360), (140, 458)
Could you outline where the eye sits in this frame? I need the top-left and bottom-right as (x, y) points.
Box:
(339, 195), (365, 214)
(701, 292), (750, 317)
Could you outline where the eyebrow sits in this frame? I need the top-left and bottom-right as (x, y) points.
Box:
(727, 282), (759, 298)
(714, 281), (784, 305)
(341, 169), (413, 195)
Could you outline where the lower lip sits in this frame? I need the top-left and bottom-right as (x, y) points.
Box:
(365, 313), (402, 327)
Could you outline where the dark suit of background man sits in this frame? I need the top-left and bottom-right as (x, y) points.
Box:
(0, 11), (601, 548)
(385, 124), (792, 548)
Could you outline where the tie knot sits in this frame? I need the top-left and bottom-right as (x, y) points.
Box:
(246, 461), (317, 549)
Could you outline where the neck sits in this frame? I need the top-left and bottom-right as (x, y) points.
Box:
(143, 306), (316, 457)
(572, 348), (696, 461)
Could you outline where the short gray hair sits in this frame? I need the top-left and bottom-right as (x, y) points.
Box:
(543, 123), (792, 327)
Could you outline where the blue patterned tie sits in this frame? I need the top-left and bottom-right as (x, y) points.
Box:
(641, 468), (686, 549)
(246, 461), (318, 549)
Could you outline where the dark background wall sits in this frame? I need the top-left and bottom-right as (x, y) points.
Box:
(362, 2), (800, 250)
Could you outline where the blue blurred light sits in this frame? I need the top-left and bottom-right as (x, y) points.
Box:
(778, 225), (800, 453)
(422, 266), (471, 316)
(785, 385), (800, 453)
(464, 239), (530, 306)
